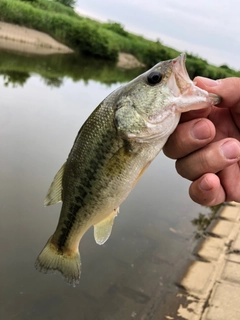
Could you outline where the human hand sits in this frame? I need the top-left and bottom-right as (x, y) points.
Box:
(163, 77), (240, 206)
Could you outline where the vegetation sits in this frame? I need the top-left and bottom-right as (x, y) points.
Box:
(0, 0), (119, 60)
(56, 0), (76, 8)
(192, 204), (224, 239)
(0, 50), (143, 87)
(0, 0), (239, 79)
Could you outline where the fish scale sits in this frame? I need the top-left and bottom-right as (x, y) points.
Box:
(52, 100), (126, 253)
(35, 53), (221, 285)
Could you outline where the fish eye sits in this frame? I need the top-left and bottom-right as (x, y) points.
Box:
(147, 71), (162, 85)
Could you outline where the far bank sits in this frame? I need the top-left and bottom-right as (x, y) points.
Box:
(0, 0), (239, 78)
(0, 21), (144, 69)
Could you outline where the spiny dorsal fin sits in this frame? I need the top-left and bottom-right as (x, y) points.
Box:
(94, 207), (119, 245)
(44, 162), (66, 206)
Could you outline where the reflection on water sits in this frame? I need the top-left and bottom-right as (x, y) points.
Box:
(1, 48), (211, 319)
(3, 71), (30, 88)
(0, 49), (144, 88)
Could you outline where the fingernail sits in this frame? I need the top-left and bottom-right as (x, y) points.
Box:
(196, 77), (220, 87)
(199, 177), (212, 191)
(221, 140), (240, 159)
(191, 120), (211, 140)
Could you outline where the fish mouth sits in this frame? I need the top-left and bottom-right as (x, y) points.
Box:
(170, 53), (193, 96)
(173, 53), (190, 85)
(167, 53), (190, 98)
(168, 53), (221, 109)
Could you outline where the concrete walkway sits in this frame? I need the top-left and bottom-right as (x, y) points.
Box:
(175, 202), (240, 320)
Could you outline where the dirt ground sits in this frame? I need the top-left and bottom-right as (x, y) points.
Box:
(0, 21), (73, 55)
(117, 52), (145, 69)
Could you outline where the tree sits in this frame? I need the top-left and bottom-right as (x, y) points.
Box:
(103, 21), (128, 37)
(56, 0), (76, 8)
(144, 42), (169, 67)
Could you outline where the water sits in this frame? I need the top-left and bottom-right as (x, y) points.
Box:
(0, 49), (210, 319)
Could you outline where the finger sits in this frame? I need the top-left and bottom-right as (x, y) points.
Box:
(163, 118), (215, 159)
(175, 138), (240, 180)
(194, 77), (240, 110)
(180, 106), (212, 123)
(189, 173), (226, 206)
(218, 163), (240, 202)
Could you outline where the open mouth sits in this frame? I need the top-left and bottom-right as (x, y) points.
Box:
(172, 53), (191, 84)
(167, 53), (191, 98)
(171, 52), (193, 96)
(171, 53), (221, 107)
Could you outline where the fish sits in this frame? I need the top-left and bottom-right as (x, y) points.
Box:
(35, 53), (221, 286)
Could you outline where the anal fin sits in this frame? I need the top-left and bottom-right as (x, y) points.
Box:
(94, 208), (119, 245)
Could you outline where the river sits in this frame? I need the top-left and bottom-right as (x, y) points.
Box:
(0, 49), (211, 319)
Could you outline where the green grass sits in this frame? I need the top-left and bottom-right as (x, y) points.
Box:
(0, 0), (239, 79)
(0, 0), (119, 60)
(22, 0), (79, 18)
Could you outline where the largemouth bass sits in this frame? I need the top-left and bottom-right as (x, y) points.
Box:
(35, 53), (220, 285)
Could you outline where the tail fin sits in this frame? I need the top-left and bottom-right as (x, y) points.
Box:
(35, 237), (81, 286)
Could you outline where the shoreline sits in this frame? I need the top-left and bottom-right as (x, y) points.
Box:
(0, 21), (74, 55)
(0, 21), (145, 68)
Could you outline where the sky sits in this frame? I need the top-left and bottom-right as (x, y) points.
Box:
(75, 0), (240, 70)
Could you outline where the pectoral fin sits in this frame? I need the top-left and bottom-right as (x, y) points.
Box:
(132, 161), (151, 188)
(44, 162), (66, 206)
(94, 208), (119, 245)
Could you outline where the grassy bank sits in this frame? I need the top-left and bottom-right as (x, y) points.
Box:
(0, 0), (239, 79)
(0, 0), (120, 60)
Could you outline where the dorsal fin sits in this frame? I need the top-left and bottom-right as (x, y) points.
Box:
(94, 208), (119, 245)
(44, 162), (66, 206)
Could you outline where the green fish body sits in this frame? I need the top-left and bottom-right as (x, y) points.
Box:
(35, 54), (220, 285)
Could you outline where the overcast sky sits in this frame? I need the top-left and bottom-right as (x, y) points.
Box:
(75, 0), (240, 70)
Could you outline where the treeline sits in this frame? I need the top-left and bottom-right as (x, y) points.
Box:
(0, 0), (239, 79)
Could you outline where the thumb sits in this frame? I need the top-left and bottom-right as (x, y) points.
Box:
(194, 77), (240, 111)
